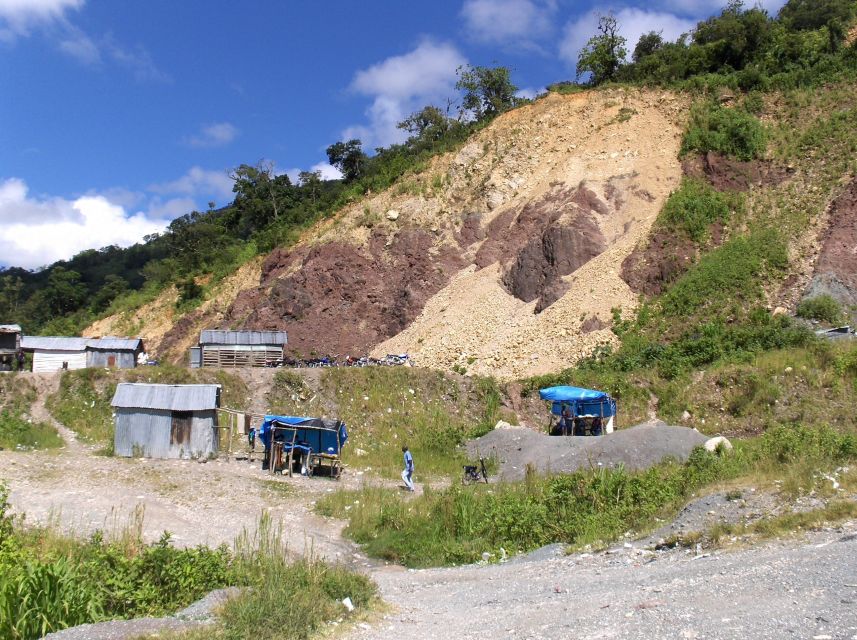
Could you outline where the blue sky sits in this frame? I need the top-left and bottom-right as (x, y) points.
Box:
(0, 0), (786, 269)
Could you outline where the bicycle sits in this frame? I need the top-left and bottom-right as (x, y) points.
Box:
(462, 457), (489, 484)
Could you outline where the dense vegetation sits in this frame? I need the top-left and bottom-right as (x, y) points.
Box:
(0, 489), (374, 640)
(571, 0), (857, 90)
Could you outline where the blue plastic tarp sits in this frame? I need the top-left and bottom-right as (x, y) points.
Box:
(258, 415), (348, 455)
(539, 386), (608, 402)
(539, 386), (616, 417)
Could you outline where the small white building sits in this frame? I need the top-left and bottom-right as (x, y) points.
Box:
(21, 336), (89, 372)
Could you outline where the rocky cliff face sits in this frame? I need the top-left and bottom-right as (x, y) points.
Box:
(89, 89), (689, 378)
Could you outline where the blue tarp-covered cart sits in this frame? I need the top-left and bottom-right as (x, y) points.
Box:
(258, 415), (348, 478)
(539, 386), (616, 436)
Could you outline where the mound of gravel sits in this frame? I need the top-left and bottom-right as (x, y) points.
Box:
(467, 420), (709, 481)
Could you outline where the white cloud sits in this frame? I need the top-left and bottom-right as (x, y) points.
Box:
(516, 86), (543, 100)
(103, 36), (171, 83)
(345, 39), (467, 148)
(311, 162), (343, 181)
(0, 0), (82, 41)
(150, 166), (234, 200)
(653, 0), (787, 17)
(560, 8), (696, 71)
(0, 177), (169, 269)
(460, 0), (556, 50)
(57, 27), (99, 64)
(184, 122), (239, 148)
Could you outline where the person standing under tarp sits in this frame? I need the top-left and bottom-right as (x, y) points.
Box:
(401, 445), (415, 492)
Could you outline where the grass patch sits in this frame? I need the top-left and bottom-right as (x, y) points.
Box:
(317, 424), (857, 567)
(0, 374), (61, 451)
(659, 178), (743, 242)
(267, 367), (506, 479)
(796, 294), (846, 324)
(46, 366), (248, 447)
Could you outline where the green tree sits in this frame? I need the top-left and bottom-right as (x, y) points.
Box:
(230, 162), (294, 229)
(397, 105), (451, 142)
(577, 13), (628, 85)
(40, 267), (87, 316)
(779, 0), (856, 32)
(633, 31), (665, 63)
(89, 274), (129, 312)
(455, 65), (519, 121)
(326, 139), (367, 182)
(298, 170), (323, 206)
(0, 275), (24, 318)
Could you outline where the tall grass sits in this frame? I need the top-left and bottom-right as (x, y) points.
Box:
(0, 487), (375, 640)
(209, 515), (375, 640)
(317, 424), (857, 567)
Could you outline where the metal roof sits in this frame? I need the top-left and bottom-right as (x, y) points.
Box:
(87, 337), (143, 351)
(199, 330), (287, 346)
(21, 336), (142, 351)
(111, 383), (221, 411)
(21, 336), (90, 351)
(0, 324), (21, 333)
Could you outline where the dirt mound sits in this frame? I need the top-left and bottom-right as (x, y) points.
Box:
(681, 151), (788, 191)
(804, 176), (857, 312)
(468, 421), (708, 481)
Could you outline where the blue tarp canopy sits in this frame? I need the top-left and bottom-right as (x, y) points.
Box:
(258, 415), (348, 455)
(539, 386), (616, 417)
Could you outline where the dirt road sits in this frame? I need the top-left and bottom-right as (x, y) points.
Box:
(348, 526), (857, 640)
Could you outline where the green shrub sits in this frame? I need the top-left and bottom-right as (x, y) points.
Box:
(659, 231), (788, 318)
(660, 178), (743, 242)
(796, 294), (845, 324)
(681, 101), (768, 160)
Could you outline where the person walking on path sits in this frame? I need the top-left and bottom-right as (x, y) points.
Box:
(401, 445), (415, 492)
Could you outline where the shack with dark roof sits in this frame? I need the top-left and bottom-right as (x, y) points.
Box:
(111, 383), (221, 459)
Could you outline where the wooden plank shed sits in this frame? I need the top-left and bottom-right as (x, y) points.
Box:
(198, 330), (287, 367)
(112, 383), (221, 459)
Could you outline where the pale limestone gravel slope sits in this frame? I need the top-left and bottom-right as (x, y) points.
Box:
(375, 89), (686, 379)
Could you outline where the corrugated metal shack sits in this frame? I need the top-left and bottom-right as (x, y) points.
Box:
(197, 330), (287, 368)
(112, 383), (221, 459)
(21, 336), (143, 372)
(21, 336), (90, 372)
(86, 337), (144, 368)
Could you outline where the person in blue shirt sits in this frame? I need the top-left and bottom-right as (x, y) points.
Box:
(401, 445), (415, 492)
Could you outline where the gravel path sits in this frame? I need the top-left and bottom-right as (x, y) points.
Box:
(346, 523), (857, 640)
